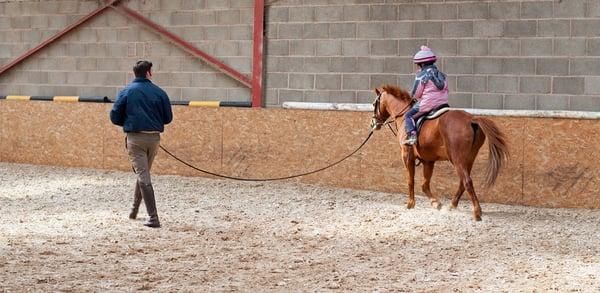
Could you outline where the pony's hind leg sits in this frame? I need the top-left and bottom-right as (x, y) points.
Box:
(455, 165), (482, 221)
(422, 161), (441, 210)
(464, 175), (482, 221)
(451, 155), (475, 210)
(450, 181), (465, 210)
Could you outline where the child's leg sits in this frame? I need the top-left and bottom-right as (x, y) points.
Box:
(404, 103), (420, 135)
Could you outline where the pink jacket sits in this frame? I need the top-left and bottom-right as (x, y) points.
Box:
(411, 65), (449, 112)
(413, 79), (449, 112)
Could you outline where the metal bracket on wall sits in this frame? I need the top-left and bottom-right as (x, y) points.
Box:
(0, 0), (121, 77)
(0, 0), (264, 107)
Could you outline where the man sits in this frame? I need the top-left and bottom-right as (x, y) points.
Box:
(110, 60), (173, 228)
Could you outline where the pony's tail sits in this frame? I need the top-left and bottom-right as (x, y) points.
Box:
(473, 117), (509, 187)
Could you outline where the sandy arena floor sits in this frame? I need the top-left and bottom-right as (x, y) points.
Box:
(0, 162), (599, 292)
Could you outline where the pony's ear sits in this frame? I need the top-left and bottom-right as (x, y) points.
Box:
(375, 88), (381, 95)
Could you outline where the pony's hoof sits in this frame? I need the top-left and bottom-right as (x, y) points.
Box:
(474, 215), (482, 221)
(431, 201), (442, 210)
(406, 200), (415, 209)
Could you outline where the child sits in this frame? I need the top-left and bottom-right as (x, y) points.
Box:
(403, 46), (449, 145)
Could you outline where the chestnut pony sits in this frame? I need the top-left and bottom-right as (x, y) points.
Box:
(372, 85), (508, 221)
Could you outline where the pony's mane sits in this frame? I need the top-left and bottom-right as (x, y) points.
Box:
(381, 84), (412, 102)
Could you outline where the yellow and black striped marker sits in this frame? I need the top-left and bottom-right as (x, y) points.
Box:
(1, 96), (251, 107)
(171, 100), (251, 107)
(3, 95), (31, 101)
(0, 95), (110, 103)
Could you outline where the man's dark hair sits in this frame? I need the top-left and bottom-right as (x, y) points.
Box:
(133, 60), (153, 78)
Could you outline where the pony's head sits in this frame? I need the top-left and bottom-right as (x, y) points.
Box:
(371, 84), (413, 130)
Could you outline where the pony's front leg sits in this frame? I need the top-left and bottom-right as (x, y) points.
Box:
(422, 161), (441, 210)
(402, 146), (416, 209)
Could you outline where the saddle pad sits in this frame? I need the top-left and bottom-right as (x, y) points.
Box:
(416, 107), (451, 132)
(425, 107), (450, 119)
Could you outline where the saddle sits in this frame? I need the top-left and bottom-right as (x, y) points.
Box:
(415, 104), (450, 133)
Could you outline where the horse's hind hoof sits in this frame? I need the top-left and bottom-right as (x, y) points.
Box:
(406, 200), (415, 209)
(431, 201), (442, 210)
(474, 215), (482, 221)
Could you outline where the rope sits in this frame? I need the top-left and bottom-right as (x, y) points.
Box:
(159, 130), (374, 182)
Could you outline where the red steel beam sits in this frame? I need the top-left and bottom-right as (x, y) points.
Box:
(251, 0), (265, 107)
(0, 0), (121, 77)
(110, 4), (252, 88)
(1, 0), (259, 105)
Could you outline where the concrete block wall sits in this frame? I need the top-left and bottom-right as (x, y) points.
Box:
(0, 0), (253, 101)
(265, 0), (600, 111)
(0, 0), (599, 110)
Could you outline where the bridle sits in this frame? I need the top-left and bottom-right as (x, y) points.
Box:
(371, 91), (415, 132)
(371, 92), (383, 129)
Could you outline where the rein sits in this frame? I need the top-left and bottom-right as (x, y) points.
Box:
(159, 130), (374, 182)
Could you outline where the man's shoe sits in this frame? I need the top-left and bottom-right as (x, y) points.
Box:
(143, 217), (161, 228)
(128, 208), (139, 220)
(139, 183), (160, 228)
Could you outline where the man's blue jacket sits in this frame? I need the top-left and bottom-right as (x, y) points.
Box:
(110, 78), (173, 132)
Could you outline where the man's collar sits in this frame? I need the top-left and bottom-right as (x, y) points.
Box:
(133, 77), (151, 83)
